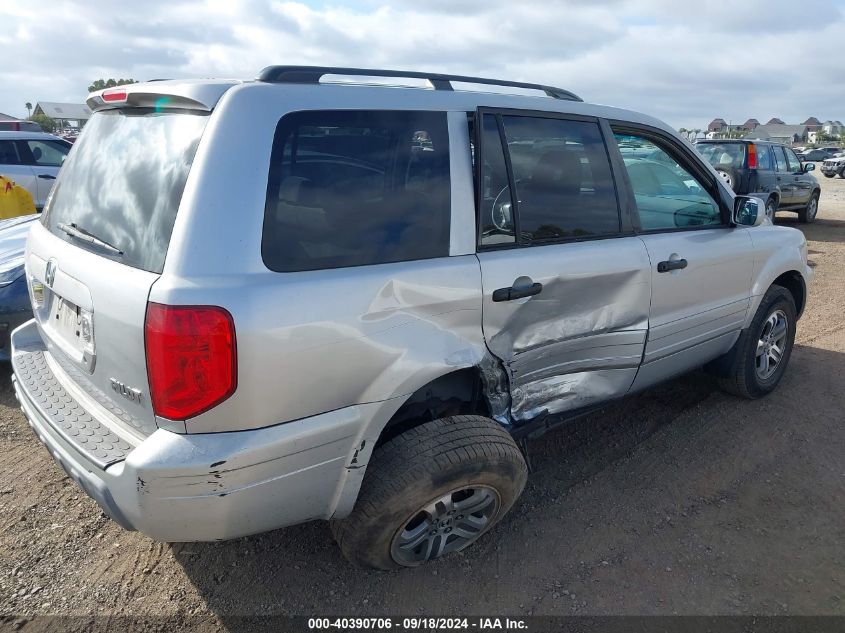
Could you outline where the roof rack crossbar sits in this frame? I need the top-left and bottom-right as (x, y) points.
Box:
(255, 65), (582, 102)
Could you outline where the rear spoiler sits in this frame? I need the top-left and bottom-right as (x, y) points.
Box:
(86, 80), (240, 113)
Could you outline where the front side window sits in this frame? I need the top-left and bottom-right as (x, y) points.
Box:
(785, 148), (802, 173)
(501, 116), (620, 243)
(263, 110), (450, 272)
(22, 139), (70, 166)
(615, 133), (721, 231)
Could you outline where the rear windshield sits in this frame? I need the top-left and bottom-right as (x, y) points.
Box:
(696, 143), (746, 169)
(42, 109), (208, 273)
(262, 110), (450, 272)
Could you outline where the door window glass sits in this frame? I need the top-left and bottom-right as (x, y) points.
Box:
(615, 133), (722, 231)
(263, 110), (451, 271)
(773, 146), (788, 172)
(501, 116), (620, 242)
(478, 114), (515, 246)
(22, 140), (70, 166)
(0, 140), (20, 165)
(785, 148), (802, 173)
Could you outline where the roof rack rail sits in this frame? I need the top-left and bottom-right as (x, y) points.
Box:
(255, 65), (582, 102)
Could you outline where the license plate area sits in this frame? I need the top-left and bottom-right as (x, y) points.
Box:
(44, 293), (95, 368)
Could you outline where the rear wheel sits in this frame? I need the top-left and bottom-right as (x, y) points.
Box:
(823, 172), (835, 178)
(765, 197), (777, 222)
(797, 191), (819, 223)
(718, 285), (796, 399)
(331, 416), (528, 569)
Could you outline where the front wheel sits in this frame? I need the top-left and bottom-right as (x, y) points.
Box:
(823, 173), (835, 178)
(718, 285), (796, 399)
(765, 197), (777, 222)
(331, 416), (528, 569)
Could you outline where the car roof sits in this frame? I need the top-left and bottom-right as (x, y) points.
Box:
(0, 131), (67, 141)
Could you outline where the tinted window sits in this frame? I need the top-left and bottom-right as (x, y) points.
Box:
(756, 144), (773, 170)
(22, 139), (70, 166)
(478, 113), (515, 246)
(615, 133), (721, 231)
(501, 116), (619, 242)
(785, 148), (802, 172)
(43, 109), (207, 273)
(0, 140), (20, 165)
(773, 146), (788, 172)
(696, 143), (745, 169)
(263, 110), (450, 272)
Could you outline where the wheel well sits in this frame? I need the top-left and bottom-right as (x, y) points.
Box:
(375, 368), (491, 448)
(773, 271), (806, 317)
(767, 192), (779, 205)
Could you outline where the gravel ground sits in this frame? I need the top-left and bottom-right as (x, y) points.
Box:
(0, 172), (844, 628)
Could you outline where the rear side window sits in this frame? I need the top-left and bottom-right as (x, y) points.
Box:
(20, 139), (70, 166)
(43, 109), (208, 273)
(262, 110), (450, 272)
(0, 140), (20, 165)
(501, 116), (620, 242)
(773, 146), (788, 172)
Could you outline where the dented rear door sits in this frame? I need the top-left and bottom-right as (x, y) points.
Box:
(474, 110), (651, 422)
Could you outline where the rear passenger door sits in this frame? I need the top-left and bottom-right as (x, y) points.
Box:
(609, 126), (754, 391)
(784, 147), (813, 205)
(474, 110), (652, 422)
(17, 138), (70, 208)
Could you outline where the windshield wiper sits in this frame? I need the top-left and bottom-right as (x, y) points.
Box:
(58, 223), (123, 256)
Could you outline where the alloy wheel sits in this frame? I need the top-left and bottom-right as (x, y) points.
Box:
(390, 486), (500, 566)
(756, 309), (788, 380)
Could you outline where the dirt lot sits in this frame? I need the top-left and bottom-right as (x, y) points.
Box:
(1, 174), (844, 627)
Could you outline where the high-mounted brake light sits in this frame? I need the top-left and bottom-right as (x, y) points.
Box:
(145, 303), (237, 421)
(747, 143), (758, 169)
(102, 89), (127, 103)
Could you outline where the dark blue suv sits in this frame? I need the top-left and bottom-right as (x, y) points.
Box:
(696, 140), (821, 223)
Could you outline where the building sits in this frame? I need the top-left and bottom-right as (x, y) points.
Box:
(33, 102), (92, 130)
(822, 120), (843, 137)
(766, 117), (785, 125)
(708, 118), (727, 133)
(802, 117), (822, 131)
(742, 118), (760, 131)
(0, 112), (40, 132)
(744, 124), (809, 146)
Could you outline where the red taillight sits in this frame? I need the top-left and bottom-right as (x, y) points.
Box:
(102, 89), (127, 103)
(145, 303), (237, 420)
(747, 143), (758, 169)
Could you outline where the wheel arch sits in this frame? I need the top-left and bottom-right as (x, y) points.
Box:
(772, 270), (807, 318)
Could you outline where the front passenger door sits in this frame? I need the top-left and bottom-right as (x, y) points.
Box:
(784, 147), (812, 205)
(611, 128), (754, 392)
(772, 146), (794, 205)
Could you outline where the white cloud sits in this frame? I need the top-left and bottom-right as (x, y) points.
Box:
(1, 0), (843, 129)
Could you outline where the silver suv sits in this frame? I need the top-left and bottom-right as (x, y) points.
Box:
(12, 67), (813, 569)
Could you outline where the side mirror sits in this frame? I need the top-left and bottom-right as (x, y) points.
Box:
(803, 162), (816, 172)
(734, 196), (767, 227)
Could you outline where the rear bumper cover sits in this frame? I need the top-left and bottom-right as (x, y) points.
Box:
(11, 319), (377, 542)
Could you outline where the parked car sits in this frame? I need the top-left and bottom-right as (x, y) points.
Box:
(0, 120), (42, 132)
(0, 131), (72, 210)
(696, 139), (820, 222)
(12, 68), (813, 569)
(0, 214), (38, 359)
(798, 148), (830, 162)
(821, 154), (845, 178)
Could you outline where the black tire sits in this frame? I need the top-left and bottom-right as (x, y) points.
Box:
(840, 168), (845, 179)
(823, 173), (835, 178)
(714, 166), (738, 192)
(765, 196), (778, 222)
(797, 190), (819, 223)
(718, 285), (796, 399)
(331, 416), (528, 570)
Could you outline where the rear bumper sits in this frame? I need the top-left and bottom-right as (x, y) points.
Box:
(11, 319), (377, 542)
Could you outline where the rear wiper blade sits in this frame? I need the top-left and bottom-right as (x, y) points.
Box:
(58, 222), (123, 256)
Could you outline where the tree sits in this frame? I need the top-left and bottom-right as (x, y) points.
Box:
(693, 128), (701, 140)
(679, 127), (688, 139)
(87, 78), (138, 93)
(25, 102), (32, 117)
(27, 113), (54, 132)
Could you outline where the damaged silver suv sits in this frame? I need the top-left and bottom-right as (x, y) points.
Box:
(12, 67), (812, 569)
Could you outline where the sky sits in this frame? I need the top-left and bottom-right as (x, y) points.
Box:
(1, 0), (844, 130)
